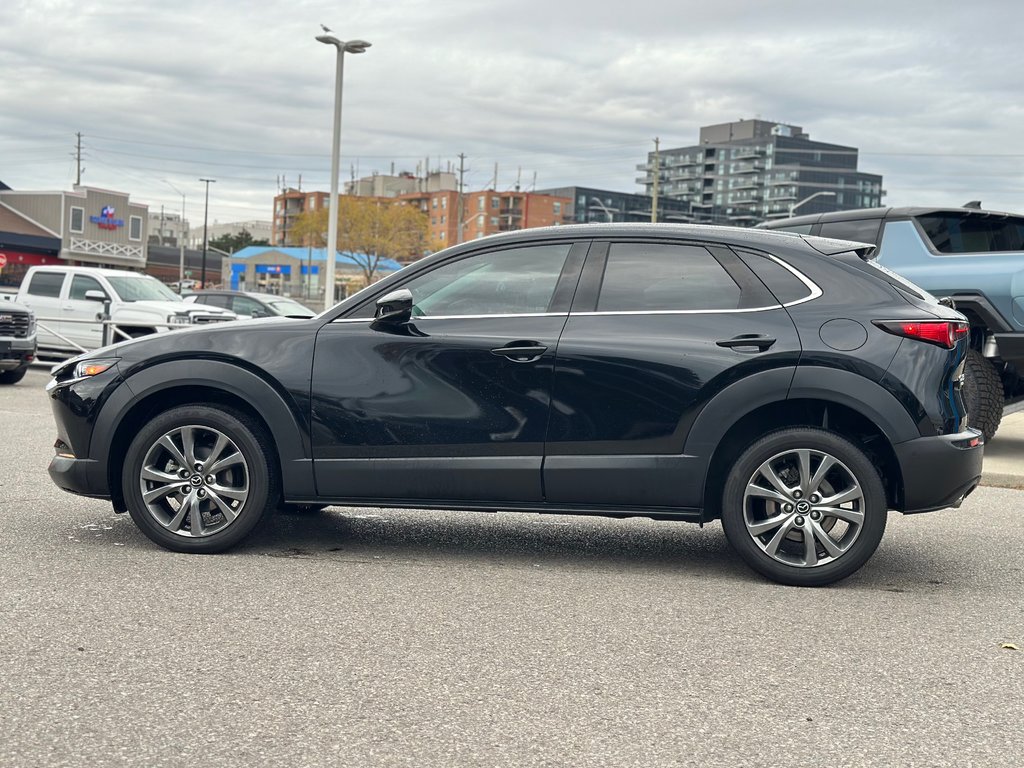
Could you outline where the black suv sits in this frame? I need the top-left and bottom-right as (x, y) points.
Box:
(46, 225), (983, 586)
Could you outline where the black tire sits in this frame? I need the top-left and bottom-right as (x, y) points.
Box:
(0, 366), (27, 385)
(962, 348), (1003, 442)
(720, 428), (888, 587)
(121, 404), (279, 553)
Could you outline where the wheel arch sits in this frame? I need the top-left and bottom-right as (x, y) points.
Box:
(97, 360), (313, 511)
(685, 368), (918, 521)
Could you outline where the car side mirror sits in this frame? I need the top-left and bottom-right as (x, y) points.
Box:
(250, 309), (268, 318)
(84, 289), (109, 303)
(374, 289), (413, 325)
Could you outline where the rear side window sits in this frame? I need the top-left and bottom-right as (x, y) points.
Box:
(597, 243), (741, 311)
(735, 252), (813, 305)
(818, 219), (882, 245)
(197, 294), (231, 309)
(27, 272), (65, 298)
(916, 213), (1024, 253)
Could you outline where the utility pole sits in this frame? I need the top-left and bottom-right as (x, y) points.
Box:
(73, 132), (84, 186)
(651, 137), (660, 223)
(199, 178), (216, 288)
(457, 153), (466, 244)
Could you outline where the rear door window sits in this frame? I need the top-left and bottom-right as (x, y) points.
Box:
(597, 243), (742, 311)
(27, 272), (65, 298)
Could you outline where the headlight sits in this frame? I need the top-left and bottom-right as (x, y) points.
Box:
(27, 312), (36, 336)
(74, 358), (119, 378)
(167, 313), (191, 325)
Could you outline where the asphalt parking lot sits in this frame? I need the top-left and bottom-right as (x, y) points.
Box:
(1, 366), (1022, 767)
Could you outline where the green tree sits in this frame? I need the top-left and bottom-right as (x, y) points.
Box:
(292, 197), (431, 284)
(208, 228), (269, 253)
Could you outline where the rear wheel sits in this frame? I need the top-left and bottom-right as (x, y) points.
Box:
(121, 405), (278, 553)
(721, 428), (888, 587)
(962, 348), (1003, 441)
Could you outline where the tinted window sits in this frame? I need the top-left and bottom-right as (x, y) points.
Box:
(231, 296), (264, 316)
(196, 294), (231, 309)
(772, 223), (814, 235)
(916, 213), (1024, 253)
(597, 243), (741, 311)
(736, 252), (812, 304)
(70, 207), (84, 233)
(69, 275), (106, 301)
(404, 244), (572, 317)
(818, 219), (882, 244)
(27, 272), (65, 298)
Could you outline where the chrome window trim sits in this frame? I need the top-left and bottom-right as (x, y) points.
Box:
(332, 312), (566, 323)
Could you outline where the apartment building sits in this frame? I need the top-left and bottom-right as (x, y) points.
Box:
(272, 189), (329, 246)
(538, 185), (693, 223)
(636, 119), (884, 226)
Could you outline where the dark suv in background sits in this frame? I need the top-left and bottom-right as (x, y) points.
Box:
(760, 206), (1024, 439)
(46, 225), (982, 586)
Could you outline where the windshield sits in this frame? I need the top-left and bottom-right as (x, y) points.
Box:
(267, 298), (315, 316)
(106, 276), (182, 303)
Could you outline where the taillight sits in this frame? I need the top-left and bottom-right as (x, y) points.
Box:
(874, 320), (969, 349)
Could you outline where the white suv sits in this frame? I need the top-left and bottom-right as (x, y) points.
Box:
(16, 266), (236, 354)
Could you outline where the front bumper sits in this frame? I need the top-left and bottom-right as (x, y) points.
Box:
(0, 335), (37, 371)
(48, 454), (110, 499)
(895, 428), (984, 513)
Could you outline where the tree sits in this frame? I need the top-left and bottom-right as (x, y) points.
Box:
(293, 197), (432, 284)
(209, 228), (269, 253)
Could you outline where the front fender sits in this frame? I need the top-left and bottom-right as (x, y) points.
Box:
(94, 358), (314, 496)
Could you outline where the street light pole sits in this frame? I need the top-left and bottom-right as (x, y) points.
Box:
(789, 190), (836, 216)
(316, 32), (371, 311)
(199, 178), (216, 288)
(163, 180), (186, 291)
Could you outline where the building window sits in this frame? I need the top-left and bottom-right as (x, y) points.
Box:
(432, 198), (438, 209)
(129, 216), (143, 241)
(70, 207), (84, 233)
(553, 202), (561, 215)
(441, 198), (447, 209)
(477, 215), (484, 226)
(477, 196), (485, 211)
(440, 215), (446, 224)
(491, 198), (499, 209)
(490, 217), (499, 226)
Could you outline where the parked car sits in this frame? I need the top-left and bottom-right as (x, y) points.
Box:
(184, 290), (317, 319)
(15, 266), (237, 355)
(0, 300), (37, 384)
(46, 224), (983, 586)
(759, 205), (1024, 440)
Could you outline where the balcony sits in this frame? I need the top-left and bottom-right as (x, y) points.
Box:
(733, 162), (764, 174)
(731, 179), (760, 191)
(732, 148), (764, 161)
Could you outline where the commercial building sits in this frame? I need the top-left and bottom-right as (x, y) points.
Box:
(0, 185), (149, 269)
(0, 193), (62, 289)
(226, 246), (402, 302)
(537, 185), (692, 223)
(636, 119), (884, 226)
(189, 219), (272, 249)
(148, 210), (189, 249)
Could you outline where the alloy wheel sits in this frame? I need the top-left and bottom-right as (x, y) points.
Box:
(741, 448), (865, 568)
(138, 424), (250, 538)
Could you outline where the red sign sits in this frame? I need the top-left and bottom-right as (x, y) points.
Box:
(0, 253), (7, 268)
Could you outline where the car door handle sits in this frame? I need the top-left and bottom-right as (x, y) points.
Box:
(490, 343), (548, 363)
(716, 334), (777, 351)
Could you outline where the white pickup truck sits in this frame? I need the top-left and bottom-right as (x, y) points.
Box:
(15, 266), (236, 355)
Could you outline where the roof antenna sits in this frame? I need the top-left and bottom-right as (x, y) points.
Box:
(962, 200), (982, 209)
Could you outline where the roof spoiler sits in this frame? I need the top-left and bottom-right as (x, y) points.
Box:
(801, 235), (876, 261)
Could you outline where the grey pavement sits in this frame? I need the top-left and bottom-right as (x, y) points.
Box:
(1, 366), (1022, 768)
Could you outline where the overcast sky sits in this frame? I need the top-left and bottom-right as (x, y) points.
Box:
(2, 0), (1022, 225)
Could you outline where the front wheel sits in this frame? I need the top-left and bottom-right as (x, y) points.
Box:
(121, 405), (278, 553)
(0, 366), (27, 385)
(720, 428), (888, 587)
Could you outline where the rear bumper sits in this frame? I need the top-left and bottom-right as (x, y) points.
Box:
(993, 332), (1024, 366)
(895, 429), (984, 514)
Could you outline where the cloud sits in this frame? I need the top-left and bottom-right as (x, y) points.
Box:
(2, 0), (1023, 221)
